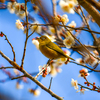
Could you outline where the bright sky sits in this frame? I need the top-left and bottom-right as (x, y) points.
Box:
(0, 0), (100, 100)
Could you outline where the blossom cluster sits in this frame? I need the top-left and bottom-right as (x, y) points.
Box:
(76, 54), (98, 67)
(59, 0), (78, 14)
(71, 78), (88, 94)
(7, 2), (27, 19)
(71, 68), (89, 94)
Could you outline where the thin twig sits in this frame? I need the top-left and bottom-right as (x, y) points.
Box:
(30, 23), (100, 34)
(78, 83), (98, 91)
(21, 0), (29, 68)
(12, 72), (38, 80)
(79, 6), (97, 42)
(1, 32), (16, 61)
(28, 26), (38, 38)
(70, 61), (100, 72)
(49, 77), (53, 89)
(72, 45), (98, 49)
(77, 50), (86, 57)
(52, 0), (62, 41)
(11, 75), (26, 80)
(0, 66), (14, 69)
(52, 0), (56, 17)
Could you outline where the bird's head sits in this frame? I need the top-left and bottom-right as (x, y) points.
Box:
(36, 35), (51, 45)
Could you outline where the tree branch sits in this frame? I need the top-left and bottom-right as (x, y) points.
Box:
(0, 66), (14, 69)
(21, 0), (29, 68)
(79, 7), (97, 42)
(49, 77), (53, 89)
(78, 0), (100, 27)
(86, 0), (100, 11)
(0, 51), (63, 100)
(1, 32), (16, 61)
(22, 69), (63, 100)
(70, 61), (100, 72)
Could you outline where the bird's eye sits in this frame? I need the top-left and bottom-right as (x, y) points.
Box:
(41, 36), (46, 40)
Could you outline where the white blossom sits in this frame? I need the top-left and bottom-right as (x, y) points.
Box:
(68, 21), (76, 28)
(16, 82), (24, 89)
(59, 0), (77, 14)
(61, 14), (69, 25)
(76, 89), (88, 94)
(28, 89), (40, 97)
(7, 2), (16, 14)
(48, 26), (55, 34)
(16, 19), (24, 30)
(71, 78), (78, 90)
(63, 35), (75, 48)
(13, 69), (20, 75)
(84, 55), (98, 67)
(50, 61), (62, 77)
(76, 58), (85, 65)
(30, 21), (42, 33)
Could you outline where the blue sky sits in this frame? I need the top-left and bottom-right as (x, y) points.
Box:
(0, 0), (100, 100)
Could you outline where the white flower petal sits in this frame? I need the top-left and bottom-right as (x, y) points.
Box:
(16, 19), (24, 30)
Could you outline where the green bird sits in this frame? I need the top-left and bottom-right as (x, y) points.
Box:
(37, 35), (74, 60)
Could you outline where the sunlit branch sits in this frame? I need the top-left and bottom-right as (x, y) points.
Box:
(79, 6), (97, 42)
(77, 0), (100, 27)
(86, 0), (100, 11)
(52, 0), (56, 17)
(52, 0), (62, 41)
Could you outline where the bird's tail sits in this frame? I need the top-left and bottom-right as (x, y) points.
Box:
(66, 55), (75, 61)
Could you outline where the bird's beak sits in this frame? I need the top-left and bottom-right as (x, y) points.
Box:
(36, 37), (40, 41)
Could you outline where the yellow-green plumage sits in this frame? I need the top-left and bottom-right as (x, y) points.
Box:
(37, 36), (74, 60)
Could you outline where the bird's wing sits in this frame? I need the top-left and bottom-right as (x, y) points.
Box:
(46, 42), (75, 60)
(46, 42), (67, 57)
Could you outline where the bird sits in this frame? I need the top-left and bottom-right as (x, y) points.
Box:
(37, 35), (74, 60)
